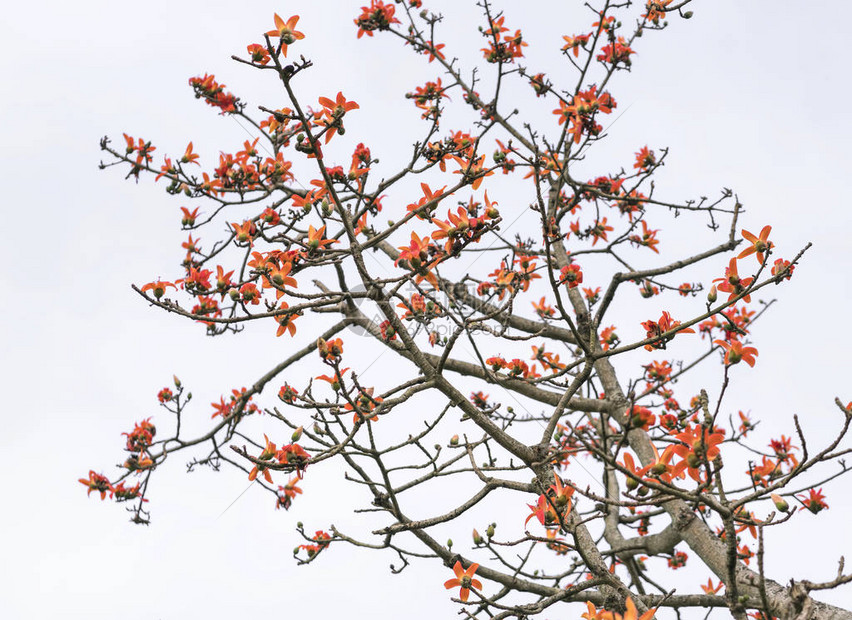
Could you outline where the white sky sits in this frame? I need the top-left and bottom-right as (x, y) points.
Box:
(3, 1), (852, 618)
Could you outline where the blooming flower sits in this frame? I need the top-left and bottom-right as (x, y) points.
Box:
(354, 0), (400, 38)
(714, 339), (758, 367)
(443, 561), (482, 602)
(140, 280), (176, 300)
(79, 471), (113, 500)
(266, 14), (305, 56)
(738, 225), (772, 264)
(713, 258), (754, 303)
(641, 311), (694, 351)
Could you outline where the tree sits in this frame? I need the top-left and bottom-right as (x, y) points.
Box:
(87, 1), (852, 618)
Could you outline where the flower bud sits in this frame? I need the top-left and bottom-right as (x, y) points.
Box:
(707, 285), (718, 303)
(472, 529), (483, 545)
(173, 375), (182, 388)
(447, 538), (453, 549)
(450, 434), (459, 446)
(486, 523), (495, 538)
(650, 463), (668, 476)
(291, 426), (304, 442)
(771, 493), (789, 512)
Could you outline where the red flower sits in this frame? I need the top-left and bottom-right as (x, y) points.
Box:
(771, 258), (794, 281)
(354, 1), (400, 38)
(633, 146), (656, 170)
(79, 471), (113, 500)
(597, 36), (635, 66)
(559, 264), (583, 288)
(278, 383), (299, 404)
(317, 337), (344, 361)
(345, 386), (383, 423)
(713, 257), (754, 303)
(444, 561), (482, 602)
(641, 311), (694, 351)
(667, 550), (688, 569)
(276, 478), (303, 510)
(669, 425), (726, 482)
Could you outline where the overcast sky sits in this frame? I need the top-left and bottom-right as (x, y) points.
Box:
(3, 1), (852, 618)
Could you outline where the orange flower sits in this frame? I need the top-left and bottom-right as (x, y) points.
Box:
(406, 182), (446, 219)
(316, 92), (360, 143)
(354, 0), (400, 39)
(317, 337), (344, 361)
(644, 0), (674, 24)
(345, 386), (382, 423)
(276, 477), (303, 510)
(318, 92), (359, 118)
(306, 225), (337, 252)
(452, 154), (493, 190)
(633, 145), (655, 170)
(79, 471), (112, 500)
(701, 578), (724, 594)
(641, 311), (694, 351)
(797, 488), (828, 514)
(714, 339), (758, 367)
(603, 596), (657, 620)
(629, 220), (660, 253)
(561, 33), (591, 57)
(141, 280), (176, 300)
(263, 261), (298, 297)
(738, 225), (772, 264)
(713, 257), (753, 303)
(180, 206), (200, 226)
(246, 43), (271, 66)
(232, 220), (256, 245)
(532, 296), (555, 318)
(274, 302), (300, 337)
(249, 434), (277, 483)
(266, 14), (305, 56)
(181, 142), (200, 165)
(316, 367), (350, 391)
(669, 425), (726, 482)
(443, 561), (482, 602)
